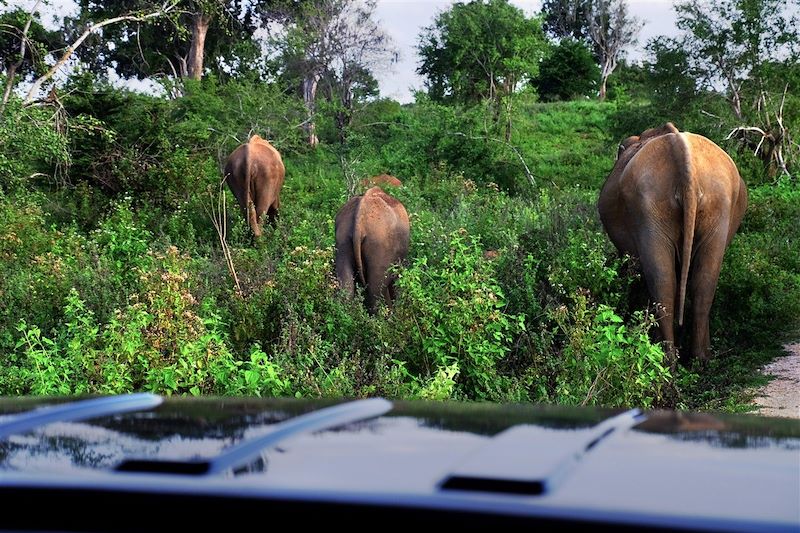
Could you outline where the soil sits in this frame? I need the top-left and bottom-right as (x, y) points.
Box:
(752, 342), (800, 419)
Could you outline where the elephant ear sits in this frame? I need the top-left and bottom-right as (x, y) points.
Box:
(617, 136), (640, 160)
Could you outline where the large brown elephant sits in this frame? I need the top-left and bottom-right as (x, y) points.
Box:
(223, 135), (285, 239)
(335, 186), (410, 313)
(598, 123), (748, 361)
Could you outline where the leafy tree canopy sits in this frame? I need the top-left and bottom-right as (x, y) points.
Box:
(533, 38), (598, 101)
(0, 6), (62, 79)
(417, 0), (547, 105)
(65, 0), (296, 82)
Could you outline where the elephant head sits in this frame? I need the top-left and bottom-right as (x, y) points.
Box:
(223, 135), (285, 239)
(598, 123), (748, 361)
(359, 174), (403, 191)
(335, 186), (410, 314)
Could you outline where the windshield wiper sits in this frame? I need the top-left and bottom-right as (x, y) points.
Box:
(115, 397), (393, 476)
(0, 393), (163, 441)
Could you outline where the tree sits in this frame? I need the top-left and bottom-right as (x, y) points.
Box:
(538, 0), (641, 101)
(533, 38), (598, 101)
(417, 0), (547, 140)
(66, 0), (289, 84)
(642, 36), (697, 114)
(24, 1), (180, 104)
(586, 0), (641, 101)
(674, 0), (799, 175)
(675, 0), (798, 120)
(278, 0), (394, 146)
(0, 2), (61, 112)
(541, 0), (589, 40)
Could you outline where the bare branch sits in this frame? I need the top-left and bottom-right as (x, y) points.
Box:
(24, 1), (180, 104)
(1, 0), (42, 113)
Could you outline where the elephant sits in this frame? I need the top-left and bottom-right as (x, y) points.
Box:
(598, 123), (748, 361)
(335, 186), (410, 314)
(359, 173), (403, 190)
(223, 134), (285, 239)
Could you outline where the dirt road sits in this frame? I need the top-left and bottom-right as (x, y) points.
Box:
(753, 342), (800, 419)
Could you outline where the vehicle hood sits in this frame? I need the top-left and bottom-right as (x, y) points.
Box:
(0, 397), (798, 530)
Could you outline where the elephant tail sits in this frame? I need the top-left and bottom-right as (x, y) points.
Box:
(676, 133), (696, 327)
(353, 195), (367, 288)
(244, 142), (255, 217)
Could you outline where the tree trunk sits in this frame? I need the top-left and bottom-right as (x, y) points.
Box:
(1, 63), (19, 114)
(187, 13), (211, 81)
(599, 56), (615, 102)
(303, 73), (320, 147)
(599, 75), (608, 101)
(503, 76), (513, 142)
(336, 72), (354, 146)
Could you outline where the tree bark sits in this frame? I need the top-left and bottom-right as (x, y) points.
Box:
(1, 64), (19, 114)
(187, 13), (211, 81)
(598, 55), (615, 102)
(302, 72), (321, 147)
(336, 69), (354, 145)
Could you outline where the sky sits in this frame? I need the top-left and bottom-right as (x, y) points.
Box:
(373, 0), (679, 103)
(14, 0), (679, 103)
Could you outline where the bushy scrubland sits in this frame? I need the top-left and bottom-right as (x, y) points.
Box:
(1, 78), (797, 410)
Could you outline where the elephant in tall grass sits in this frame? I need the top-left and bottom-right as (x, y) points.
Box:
(223, 135), (285, 239)
(598, 123), (748, 361)
(335, 187), (410, 313)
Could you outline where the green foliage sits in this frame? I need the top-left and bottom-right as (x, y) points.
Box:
(0, 192), (79, 353)
(667, 0), (800, 176)
(12, 290), (98, 395)
(0, 58), (797, 414)
(551, 297), (673, 408)
(514, 98), (616, 189)
(534, 38), (599, 102)
(642, 37), (697, 114)
(395, 230), (526, 401)
(540, 0), (591, 41)
(712, 183), (800, 346)
(66, 0), (272, 81)
(347, 96), (530, 193)
(0, 100), (71, 191)
(0, 7), (61, 80)
(417, 0), (547, 105)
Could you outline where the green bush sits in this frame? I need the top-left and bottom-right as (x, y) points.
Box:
(550, 295), (673, 408)
(394, 229), (526, 401)
(0, 99), (70, 192)
(534, 39), (599, 102)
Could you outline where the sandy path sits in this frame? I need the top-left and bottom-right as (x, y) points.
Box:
(753, 342), (800, 419)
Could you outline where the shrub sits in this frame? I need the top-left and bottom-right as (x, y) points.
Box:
(534, 39), (599, 102)
(394, 229), (526, 400)
(550, 295), (673, 408)
(0, 99), (70, 192)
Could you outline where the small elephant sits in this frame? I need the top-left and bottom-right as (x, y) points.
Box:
(223, 135), (285, 239)
(598, 123), (748, 361)
(359, 174), (403, 190)
(335, 186), (410, 313)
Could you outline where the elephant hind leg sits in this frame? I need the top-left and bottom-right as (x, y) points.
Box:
(363, 248), (392, 315)
(687, 230), (728, 361)
(637, 238), (678, 353)
(266, 204), (279, 227)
